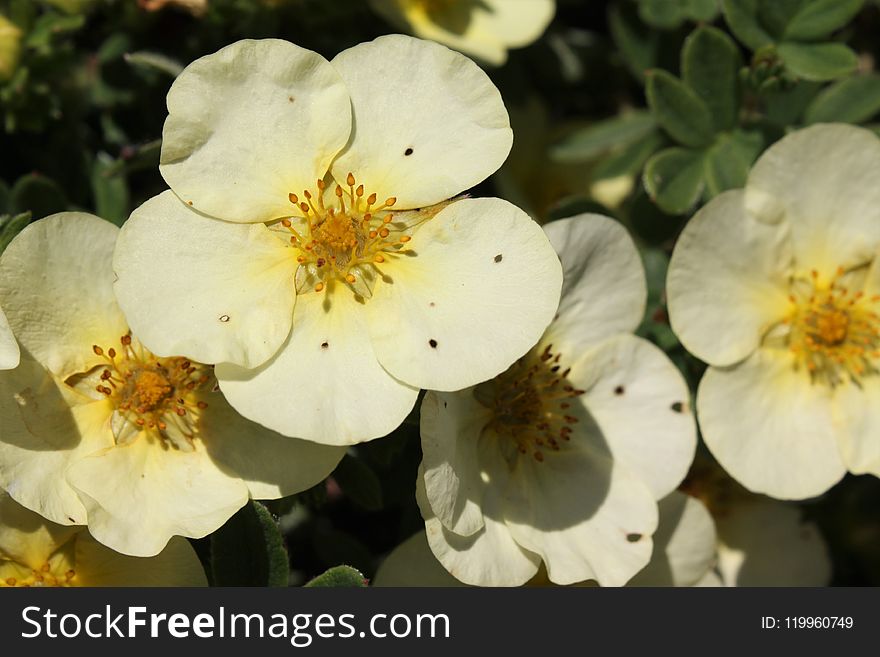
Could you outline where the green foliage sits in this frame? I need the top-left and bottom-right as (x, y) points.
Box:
(9, 173), (66, 217)
(210, 501), (290, 587)
(333, 454), (383, 512)
(682, 26), (743, 132)
(0, 211), (30, 254)
(636, 0), (719, 30)
(304, 565), (368, 588)
(804, 75), (880, 124)
(549, 111), (656, 163)
(643, 147), (705, 215)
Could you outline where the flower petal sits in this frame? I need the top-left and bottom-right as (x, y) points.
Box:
(417, 466), (541, 587)
(114, 191), (297, 369)
(832, 379), (880, 477)
(629, 492), (717, 587)
(570, 334), (697, 499)
(697, 348), (846, 500)
(373, 530), (465, 587)
(419, 389), (490, 537)
(543, 214), (646, 352)
(0, 213), (127, 379)
(0, 492), (78, 569)
(667, 190), (793, 367)
(67, 437), (249, 557)
(0, 304), (19, 370)
(367, 197), (562, 391)
(217, 287), (419, 445)
(501, 438), (658, 586)
(746, 124), (880, 276)
(715, 499), (831, 586)
(330, 35), (512, 209)
(75, 533), (207, 586)
(160, 39), (351, 223)
(200, 388), (345, 499)
(0, 360), (111, 526)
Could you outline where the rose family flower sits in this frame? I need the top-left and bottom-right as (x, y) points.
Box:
(0, 212), (344, 557)
(375, 492), (714, 587)
(668, 123), (880, 500)
(0, 304), (17, 370)
(369, 0), (555, 66)
(415, 213), (697, 586)
(0, 13), (21, 82)
(113, 35), (562, 446)
(0, 493), (206, 587)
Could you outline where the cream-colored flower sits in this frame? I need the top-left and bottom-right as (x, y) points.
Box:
(376, 491), (715, 587)
(668, 123), (880, 500)
(0, 13), (21, 82)
(0, 493), (206, 587)
(113, 36), (562, 446)
(0, 213), (344, 557)
(416, 213), (697, 586)
(0, 303), (17, 370)
(370, 0), (554, 66)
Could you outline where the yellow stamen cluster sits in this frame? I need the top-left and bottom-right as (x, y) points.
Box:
(785, 268), (880, 386)
(1, 542), (78, 588)
(276, 173), (415, 297)
(89, 334), (214, 450)
(475, 344), (586, 464)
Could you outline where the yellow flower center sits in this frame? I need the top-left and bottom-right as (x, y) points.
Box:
(1, 541), (77, 588)
(87, 334), (214, 450)
(475, 343), (586, 464)
(785, 268), (880, 386)
(273, 173), (419, 299)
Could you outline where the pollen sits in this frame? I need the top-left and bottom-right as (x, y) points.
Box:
(786, 267), (880, 386)
(474, 343), (586, 465)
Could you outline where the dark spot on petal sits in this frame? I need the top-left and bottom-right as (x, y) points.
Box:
(68, 517), (76, 523)
(429, 339), (438, 348)
(443, 401), (448, 408)
(671, 401), (685, 413)
(288, 96), (295, 103)
(429, 302), (435, 307)
(626, 533), (642, 543)
(404, 147), (413, 156)
(614, 385), (625, 395)
(219, 315), (230, 323)
(494, 254), (503, 263)
(321, 341), (329, 349)
(187, 200), (193, 206)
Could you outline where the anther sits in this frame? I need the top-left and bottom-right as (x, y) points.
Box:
(289, 193), (299, 204)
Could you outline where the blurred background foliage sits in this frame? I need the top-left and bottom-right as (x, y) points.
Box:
(2, 0), (880, 586)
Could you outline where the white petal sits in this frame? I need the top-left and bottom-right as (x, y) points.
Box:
(629, 492), (717, 587)
(668, 190), (793, 366)
(716, 499), (831, 586)
(417, 466), (541, 586)
(0, 304), (19, 370)
(75, 533), (207, 586)
(0, 360), (111, 526)
(832, 379), (880, 477)
(373, 531), (465, 587)
(543, 214), (646, 352)
(200, 388), (345, 499)
(0, 213), (127, 379)
(330, 35), (512, 209)
(0, 492), (78, 569)
(217, 287), (419, 445)
(419, 389), (491, 536)
(114, 191), (297, 369)
(571, 334), (696, 498)
(746, 124), (880, 276)
(67, 436), (250, 557)
(160, 38), (351, 223)
(697, 348), (846, 500)
(501, 437), (658, 586)
(367, 197), (562, 391)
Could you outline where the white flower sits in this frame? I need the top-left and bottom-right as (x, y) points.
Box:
(369, 0), (555, 66)
(0, 493), (206, 587)
(416, 213), (697, 586)
(113, 36), (562, 446)
(668, 123), (880, 500)
(0, 302), (17, 370)
(0, 213), (344, 556)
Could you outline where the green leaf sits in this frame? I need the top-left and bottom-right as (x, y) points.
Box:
(305, 565), (368, 588)
(91, 152), (129, 226)
(333, 454), (383, 512)
(593, 131), (665, 180)
(24, 12), (85, 49)
(0, 211), (31, 255)
(757, 0), (807, 38)
(645, 70), (716, 147)
(549, 111), (656, 163)
(762, 79), (822, 124)
(805, 75), (880, 124)
(643, 147), (706, 214)
(637, 0), (719, 29)
(783, 0), (864, 41)
(0, 180), (9, 214)
(210, 501), (289, 587)
(778, 41), (858, 81)
(124, 51), (185, 78)
(609, 3), (659, 81)
(722, 0), (774, 50)
(10, 174), (66, 217)
(682, 26), (743, 132)
(703, 129), (764, 197)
